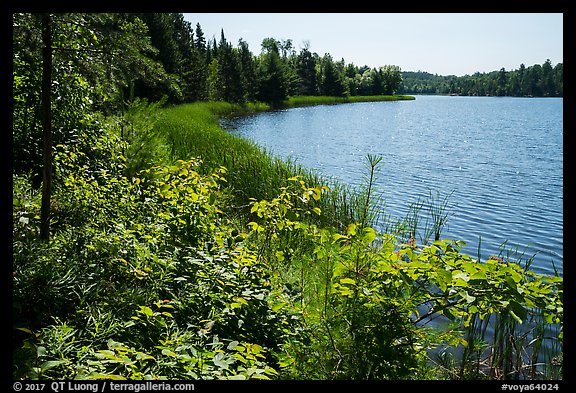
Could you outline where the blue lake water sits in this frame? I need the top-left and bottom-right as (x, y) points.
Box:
(221, 95), (563, 277)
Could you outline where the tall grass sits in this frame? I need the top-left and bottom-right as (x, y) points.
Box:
(154, 101), (366, 228)
(285, 95), (415, 108)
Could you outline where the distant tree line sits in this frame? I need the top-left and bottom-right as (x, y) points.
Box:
(399, 60), (563, 97)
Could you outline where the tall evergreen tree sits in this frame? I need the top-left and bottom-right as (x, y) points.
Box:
(138, 13), (180, 74)
(295, 45), (318, 95)
(540, 59), (554, 96)
(496, 67), (508, 96)
(237, 39), (258, 102)
(170, 15), (208, 102)
(371, 68), (384, 95)
(319, 54), (348, 97)
(528, 64), (543, 97)
(257, 38), (289, 105)
(552, 62), (563, 96)
(194, 22), (207, 52)
(216, 29), (243, 103)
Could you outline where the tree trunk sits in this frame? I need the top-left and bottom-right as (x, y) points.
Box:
(40, 14), (52, 241)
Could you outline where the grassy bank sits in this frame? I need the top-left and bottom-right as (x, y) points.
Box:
(285, 94), (415, 107)
(153, 96), (415, 228)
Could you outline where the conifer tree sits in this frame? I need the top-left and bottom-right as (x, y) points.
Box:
(295, 45), (318, 96)
(257, 38), (289, 105)
(195, 22), (207, 52)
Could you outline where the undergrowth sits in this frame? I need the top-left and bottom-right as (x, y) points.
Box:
(12, 99), (563, 381)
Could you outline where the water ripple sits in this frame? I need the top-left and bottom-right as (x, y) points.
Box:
(225, 96), (563, 276)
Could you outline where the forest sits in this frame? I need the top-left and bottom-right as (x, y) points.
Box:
(399, 62), (563, 97)
(12, 13), (563, 382)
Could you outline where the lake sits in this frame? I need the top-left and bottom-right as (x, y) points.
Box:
(221, 95), (563, 278)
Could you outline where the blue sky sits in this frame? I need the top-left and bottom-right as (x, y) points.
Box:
(183, 13), (563, 76)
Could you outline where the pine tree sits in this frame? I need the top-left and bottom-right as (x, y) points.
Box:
(217, 29), (243, 103)
(238, 39), (257, 102)
(257, 38), (288, 105)
(195, 22), (206, 52)
(296, 46), (318, 95)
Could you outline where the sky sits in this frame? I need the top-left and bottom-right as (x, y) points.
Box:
(183, 13), (563, 77)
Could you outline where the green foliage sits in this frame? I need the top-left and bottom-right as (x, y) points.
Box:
(285, 95), (414, 108)
(154, 102), (369, 230)
(318, 54), (349, 97)
(236, 175), (563, 379)
(13, 133), (563, 379)
(12, 11), (562, 381)
(13, 134), (300, 379)
(256, 43), (290, 105)
(248, 176), (327, 238)
(12, 13), (174, 180)
(400, 60), (563, 97)
(286, 223), (431, 379)
(108, 97), (171, 177)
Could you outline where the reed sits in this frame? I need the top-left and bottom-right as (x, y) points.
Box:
(285, 95), (415, 108)
(154, 101), (365, 228)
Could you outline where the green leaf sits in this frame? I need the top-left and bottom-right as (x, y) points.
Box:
(470, 271), (487, 281)
(453, 278), (470, 287)
(135, 352), (155, 361)
(347, 223), (357, 236)
(332, 233), (348, 243)
(96, 350), (120, 361)
(161, 348), (177, 357)
(340, 277), (356, 285)
(227, 341), (240, 350)
(16, 327), (34, 335)
(362, 227), (377, 244)
(213, 353), (230, 369)
(435, 269), (452, 292)
(37, 346), (47, 357)
(452, 272), (470, 282)
(271, 301), (287, 312)
(278, 356), (295, 368)
(508, 300), (527, 324)
(139, 306), (154, 318)
(311, 188), (322, 201)
(227, 375), (246, 380)
(464, 292), (476, 303)
(41, 360), (66, 371)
